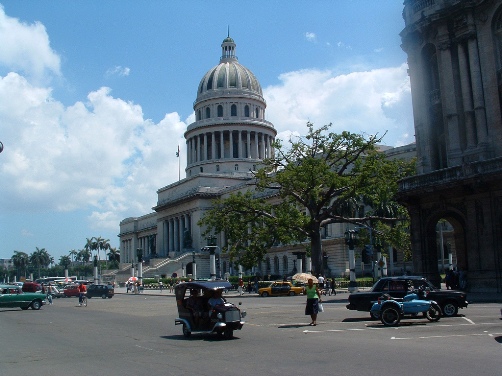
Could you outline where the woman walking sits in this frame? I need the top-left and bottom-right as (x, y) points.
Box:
(304, 278), (321, 326)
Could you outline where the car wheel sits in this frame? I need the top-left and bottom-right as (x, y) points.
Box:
(442, 302), (458, 317)
(31, 300), (42, 310)
(380, 306), (400, 326)
(289, 291), (296, 296)
(182, 324), (191, 338)
(101, 294), (107, 299)
(224, 328), (234, 339)
(261, 291), (269, 297)
(426, 303), (441, 322)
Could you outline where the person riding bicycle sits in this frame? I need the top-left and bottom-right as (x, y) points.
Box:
(78, 283), (87, 306)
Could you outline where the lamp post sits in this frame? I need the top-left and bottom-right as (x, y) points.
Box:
(205, 236), (217, 280)
(93, 255), (99, 285)
(345, 230), (358, 292)
(136, 248), (143, 289)
(192, 250), (197, 280)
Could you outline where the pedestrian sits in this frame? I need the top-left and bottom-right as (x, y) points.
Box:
(247, 280), (253, 294)
(304, 278), (321, 326)
(46, 284), (53, 305)
(159, 281), (163, 292)
(126, 282), (130, 293)
(238, 278), (244, 296)
(331, 277), (337, 295)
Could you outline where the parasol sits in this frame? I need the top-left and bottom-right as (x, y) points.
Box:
(292, 273), (318, 284)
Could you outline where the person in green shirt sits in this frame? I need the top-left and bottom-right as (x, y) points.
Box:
(304, 278), (322, 326)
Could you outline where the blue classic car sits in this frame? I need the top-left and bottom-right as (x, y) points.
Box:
(0, 285), (46, 310)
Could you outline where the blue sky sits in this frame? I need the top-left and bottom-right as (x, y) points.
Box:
(0, 1), (414, 263)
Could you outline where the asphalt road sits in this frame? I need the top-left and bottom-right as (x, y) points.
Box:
(1, 293), (500, 376)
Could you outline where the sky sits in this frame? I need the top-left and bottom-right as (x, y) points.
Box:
(0, 0), (414, 263)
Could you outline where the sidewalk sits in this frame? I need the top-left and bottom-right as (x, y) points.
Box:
(114, 286), (502, 303)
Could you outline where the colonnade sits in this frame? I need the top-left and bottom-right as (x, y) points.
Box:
(186, 129), (274, 165)
(160, 213), (192, 256)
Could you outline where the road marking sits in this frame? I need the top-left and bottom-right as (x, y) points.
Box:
(462, 317), (476, 325)
(391, 333), (488, 340)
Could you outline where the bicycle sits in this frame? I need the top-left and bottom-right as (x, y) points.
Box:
(79, 293), (87, 307)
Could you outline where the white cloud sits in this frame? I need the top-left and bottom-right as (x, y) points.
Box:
(305, 32), (317, 42)
(337, 41), (352, 50)
(0, 5), (61, 84)
(0, 73), (186, 231)
(264, 63), (414, 147)
(105, 65), (131, 78)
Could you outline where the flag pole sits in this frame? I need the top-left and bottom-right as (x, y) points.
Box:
(176, 145), (180, 181)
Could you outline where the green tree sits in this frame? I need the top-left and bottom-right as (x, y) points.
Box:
(199, 122), (415, 275)
(29, 247), (51, 278)
(59, 255), (71, 269)
(11, 251), (29, 280)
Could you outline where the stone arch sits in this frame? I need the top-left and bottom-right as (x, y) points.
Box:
(423, 207), (468, 281)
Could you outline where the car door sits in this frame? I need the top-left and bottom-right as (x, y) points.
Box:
(271, 283), (282, 295)
(387, 280), (408, 299)
(0, 288), (19, 308)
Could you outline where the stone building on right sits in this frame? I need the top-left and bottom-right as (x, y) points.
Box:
(399, 0), (502, 292)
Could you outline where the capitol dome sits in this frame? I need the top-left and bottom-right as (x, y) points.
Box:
(195, 36), (263, 104)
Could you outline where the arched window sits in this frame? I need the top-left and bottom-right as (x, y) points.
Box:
(217, 105), (223, 117)
(231, 104), (237, 116)
(244, 105), (250, 117)
(197, 109), (201, 121)
(205, 107), (210, 119)
(255, 108), (259, 118)
(266, 257), (271, 273)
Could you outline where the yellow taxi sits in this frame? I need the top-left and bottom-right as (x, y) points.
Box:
(258, 281), (304, 297)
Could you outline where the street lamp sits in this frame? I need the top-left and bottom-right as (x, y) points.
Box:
(345, 229), (358, 292)
(136, 248), (143, 287)
(204, 236), (218, 280)
(192, 250), (197, 280)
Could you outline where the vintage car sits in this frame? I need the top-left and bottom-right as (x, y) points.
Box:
(0, 285), (45, 310)
(174, 280), (246, 339)
(258, 281), (304, 297)
(346, 276), (468, 317)
(86, 284), (114, 299)
(63, 284), (80, 297)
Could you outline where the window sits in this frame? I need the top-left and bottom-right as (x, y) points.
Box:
(217, 105), (223, 117)
(255, 108), (259, 118)
(231, 104), (237, 116)
(200, 167), (203, 173)
(234, 164), (239, 171)
(244, 105), (250, 117)
(216, 165), (220, 172)
(205, 107), (210, 119)
(197, 110), (201, 121)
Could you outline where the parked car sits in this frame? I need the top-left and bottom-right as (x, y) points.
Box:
(346, 276), (468, 317)
(63, 284), (80, 298)
(258, 281), (304, 297)
(0, 285), (45, 310)
(86, 284), (114, 299)
(22, 282), (42, 293)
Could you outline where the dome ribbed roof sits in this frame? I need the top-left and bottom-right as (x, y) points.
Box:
(196, 36), (263, 102)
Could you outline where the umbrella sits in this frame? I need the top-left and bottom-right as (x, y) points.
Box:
(128, 277), (138, 282)
(292, 273), (318, 284)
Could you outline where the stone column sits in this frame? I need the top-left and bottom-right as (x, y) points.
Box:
(457, 41), (476, 148)
(230, 130), (234, 158)
(169, 218), (174, 255)
(211, 132), (216, 160)
(220, 131), (224, 159)
(260, 134), (265, 160)
(238, 130), (243, 158)
(254, 132), (259, 159)
(467, 35), (487, 144)
(246, 131), (251, 158)
(203, 133), (208, 161)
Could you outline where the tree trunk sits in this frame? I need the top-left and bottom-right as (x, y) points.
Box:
(310, 229), (323, 276)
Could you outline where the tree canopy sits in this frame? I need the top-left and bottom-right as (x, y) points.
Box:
(199, 122), (415, 275)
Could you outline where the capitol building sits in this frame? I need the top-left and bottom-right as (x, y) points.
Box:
(118, 35), (415, 281)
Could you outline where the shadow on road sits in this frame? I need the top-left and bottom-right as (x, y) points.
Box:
(494, 336), (502, 344)
(278, 324), (311, 329)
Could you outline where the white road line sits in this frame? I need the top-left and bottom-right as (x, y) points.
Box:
(462, 317), (476, 325)
(391, 333), (487, 340)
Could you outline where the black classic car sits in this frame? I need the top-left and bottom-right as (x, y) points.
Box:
(346, 276), (468, 317)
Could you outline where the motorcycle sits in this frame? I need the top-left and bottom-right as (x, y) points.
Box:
(370, 288), (441, 326)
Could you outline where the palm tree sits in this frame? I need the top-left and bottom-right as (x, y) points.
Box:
(79, 249), (92, 263)
(107, 247), (120, 262)
(59, 255), (71, 269)
(30, 247), (51, 278)
(69, 249), (78, 263)
(11, 251), (29, 280)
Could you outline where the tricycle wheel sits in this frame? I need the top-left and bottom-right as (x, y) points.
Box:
(182, 324), (191, 338)
(380, 306), (400, 326)
(426, 303), (441, 322)
(224, 328), (234, 339)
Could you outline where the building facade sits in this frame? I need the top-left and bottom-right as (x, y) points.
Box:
(118, 35), (416, 281)
(398, 0), (502, 292)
